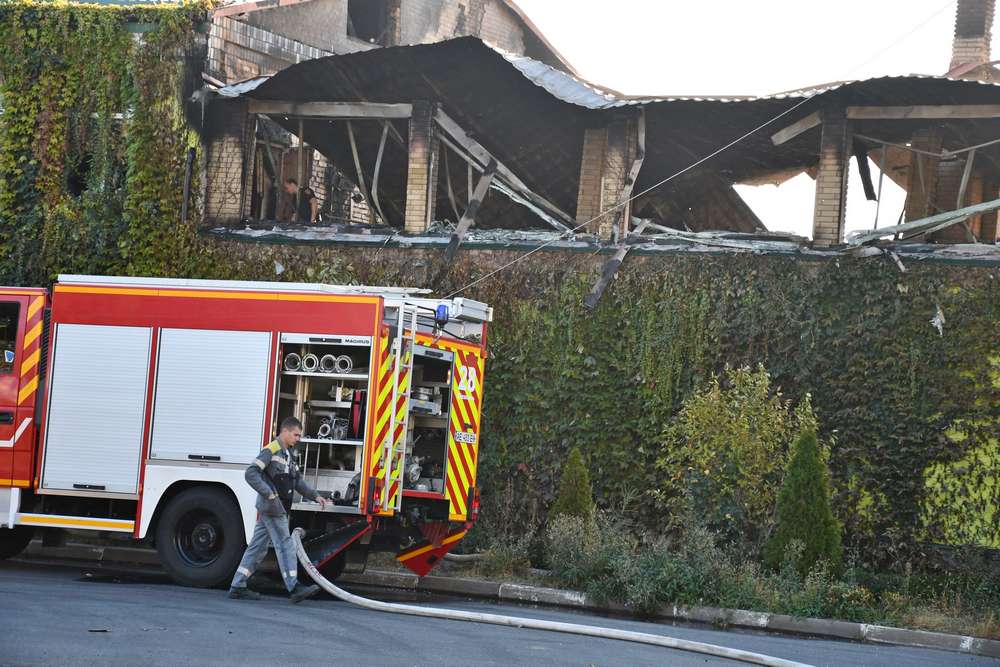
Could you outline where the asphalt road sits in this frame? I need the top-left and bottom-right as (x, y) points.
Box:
(0, 561), (995, 667)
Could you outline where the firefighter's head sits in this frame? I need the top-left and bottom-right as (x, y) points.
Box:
(277, 416), (303, 448)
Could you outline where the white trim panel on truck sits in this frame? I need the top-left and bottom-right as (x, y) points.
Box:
(41, 324), (152, 495)
(139, 462), (258, 541)
(149, 328), (271, 465)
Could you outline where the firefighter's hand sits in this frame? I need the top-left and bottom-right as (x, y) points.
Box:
(314, 495), (330, 507)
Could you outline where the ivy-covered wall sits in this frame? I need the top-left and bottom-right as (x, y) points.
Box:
(187, 240), (1000, 557)
(1, 2), (998, 563)
(0, 0), (207, 285)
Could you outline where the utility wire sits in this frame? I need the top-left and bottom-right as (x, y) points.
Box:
(445, 1), (954, 298)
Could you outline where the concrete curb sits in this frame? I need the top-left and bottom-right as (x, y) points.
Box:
(17, 544), (1000, 659)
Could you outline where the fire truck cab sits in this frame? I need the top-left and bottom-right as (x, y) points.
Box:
(0, 275), (490, 587)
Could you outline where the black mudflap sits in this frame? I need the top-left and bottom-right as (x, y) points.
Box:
(303, 521), (372, 568)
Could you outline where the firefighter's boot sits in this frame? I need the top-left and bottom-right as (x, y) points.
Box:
(228, 587), (261, 601)
(289, 583), (320, 604)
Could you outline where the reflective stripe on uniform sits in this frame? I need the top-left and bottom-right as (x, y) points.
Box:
(238, 566), (251, 576)
(254, 459), (266, 469)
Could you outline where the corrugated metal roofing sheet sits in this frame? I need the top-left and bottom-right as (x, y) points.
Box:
(216, 37), (1000, 110)
(494, 44), (1000, 107)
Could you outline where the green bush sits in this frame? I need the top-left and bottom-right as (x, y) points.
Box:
(477, 531), (533, 578)
(550, 446), (594, 520)
(541, 510), (1000, 633)
(653, 365), (816, 546)
(764, 430), (842, 575)
(545, 511), (632, 590)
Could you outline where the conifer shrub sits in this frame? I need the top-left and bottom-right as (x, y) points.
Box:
(653, 365), (816, 546)
(764, 430), (842, 575)
(550, 446), (594, 520)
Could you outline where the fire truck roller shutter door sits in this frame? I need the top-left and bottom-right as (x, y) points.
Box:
(149, 329), (271, 464)
(41, 325), (152, 494)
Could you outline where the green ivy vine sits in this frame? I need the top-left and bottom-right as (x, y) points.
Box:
(0, 0), (208, 284)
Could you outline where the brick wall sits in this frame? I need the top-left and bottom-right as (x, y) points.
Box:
(308, 150), (330, 210)
(208, 16), (334, 82)
(812, 110), (851, 247)
(399, 0), (524, 54)
(350, 191), (374, 224)
(932, 157), (969, 242)
(242, 0), (378, 54)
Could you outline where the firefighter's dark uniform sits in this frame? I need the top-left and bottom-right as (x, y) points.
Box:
(230, 439), (318, 593)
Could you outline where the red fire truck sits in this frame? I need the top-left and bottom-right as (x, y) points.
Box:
(0, 275), (490, 586)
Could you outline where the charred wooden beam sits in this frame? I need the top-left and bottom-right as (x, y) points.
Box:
(853, 140), (877, 201)
(346, 120), (375, 222)
(445, 160), (497, 262)
(770, 111), (821, 146)
(433, 109), (573, 231)
(848, 196), (1000, 244)
(370, 121), (390, 225)
(583, 220), (650, 309)
(846, 104), (1000, 120)
(247, 101), (412, 118)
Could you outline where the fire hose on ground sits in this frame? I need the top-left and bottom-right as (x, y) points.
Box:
(291, 529), (812, 667)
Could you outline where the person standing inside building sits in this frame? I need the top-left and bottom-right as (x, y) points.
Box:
(229, 416), (330, 603)
(299, 185), (319, 224)
(277, 178), (298, 222)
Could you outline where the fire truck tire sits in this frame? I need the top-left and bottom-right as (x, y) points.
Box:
(155, 487), (245, 588)
(0, 526), (35, 560)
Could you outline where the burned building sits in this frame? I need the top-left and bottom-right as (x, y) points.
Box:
(199, 0), (1000, 251)
(201, 0), (573, 228)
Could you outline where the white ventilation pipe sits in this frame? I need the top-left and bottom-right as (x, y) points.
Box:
(291, 529), (811, 667)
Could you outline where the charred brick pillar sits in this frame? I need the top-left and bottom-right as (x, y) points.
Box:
(812, 108), (852, 247)
(575, 114), (638, 240)
(575, 126), (607, 234)
(204, 98), (249, 226)
(404, 101), (438, 234)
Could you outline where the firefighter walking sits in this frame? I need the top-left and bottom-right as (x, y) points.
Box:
(229, 416), (330, 603)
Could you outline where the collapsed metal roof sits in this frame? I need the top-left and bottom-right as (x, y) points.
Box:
(217, 37), (1000, 231)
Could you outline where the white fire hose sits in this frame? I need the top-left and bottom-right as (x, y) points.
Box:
(291, 529), (811, 667)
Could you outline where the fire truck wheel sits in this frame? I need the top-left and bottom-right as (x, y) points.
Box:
(0, 526), (35, 560)
(155, 487), (245, 588)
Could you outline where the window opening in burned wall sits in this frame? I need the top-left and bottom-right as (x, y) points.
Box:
(347, 0), (390, 46)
